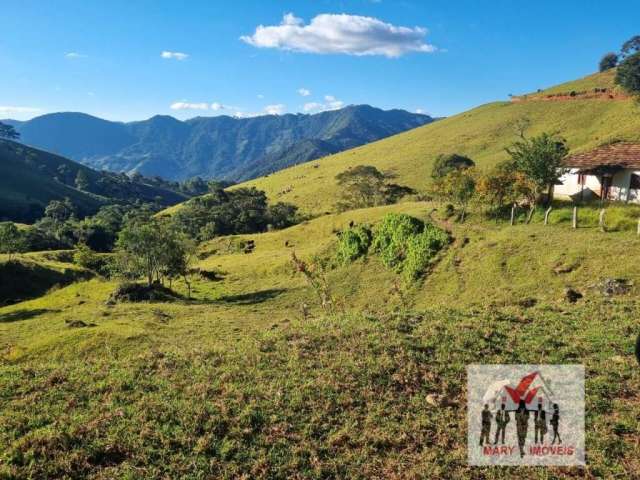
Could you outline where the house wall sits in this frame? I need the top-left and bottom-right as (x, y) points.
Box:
(554, 168), (640, 203)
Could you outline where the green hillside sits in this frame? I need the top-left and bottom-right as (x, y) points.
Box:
(0, 140), (105, 221)
(523, 68), (618, 96)
(2, 201), (640, 478)
(226, 71), (640, 215)
(0, 139), (188, 222)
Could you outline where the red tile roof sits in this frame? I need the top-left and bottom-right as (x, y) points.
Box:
(565, 143), (640, 169)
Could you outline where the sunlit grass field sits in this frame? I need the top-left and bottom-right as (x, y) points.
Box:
(2, 201), (640, 478)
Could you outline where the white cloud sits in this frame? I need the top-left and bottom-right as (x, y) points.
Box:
(0, 105), (41, 114)
(161, 51), (189, 61)
(303, 95), (344, 113)
(303, 102), (322, 112)
(233, 111), (261, 119)
(297, 88), (311, 97)
(240, 13), (435, 57)
(210, 102), (224, 111)
(65, 52), (87, 59)
(264, 104), (286, 115)
(170, 102), (209, 110)
(415, 108), (424, 114)
(257, 94), (265, 99)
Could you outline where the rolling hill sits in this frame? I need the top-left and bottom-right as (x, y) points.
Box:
(2, 69), (640, 478)
(228, 70), (640, 215)
(3, 199), (640, 477)
(0, 139), (188, 222)
(6, 106), (433, 182)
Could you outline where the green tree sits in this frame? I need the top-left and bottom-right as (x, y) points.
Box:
(506, 132), (569, 221)
(0, 222), (25, 261)
(75, 169), (91, 191)
(44, 198), (75, 222)
(114, 218), (192, 288)
(267, 202), (299, 230)
(431, 153), (475, 179)
(335, 165), (414, 211)
(621, 35), (640, 58)
(114, 219), (166, 285)
(161, 235), (196, 297)
(73, 243), (103, 271)
(475, 161), (536, 220)
(180, 176), (209, 195)
(615, 52), (640, 94)
(0, 122), (20, 140)
(431, 168), (476, 222)
(599, 52), (619, 72)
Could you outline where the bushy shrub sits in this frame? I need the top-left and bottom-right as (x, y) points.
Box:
(73, 244), (100, 269)
(335, 224), (372, 264)
(404, 224), (450, 280)
(333, 213), (449, 280)
(73, 243), (110, 276)
(371, 213), (449, 280)
(371, 214), (424, 269)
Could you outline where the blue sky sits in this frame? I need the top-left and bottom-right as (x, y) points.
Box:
(1, 0), (638, 121)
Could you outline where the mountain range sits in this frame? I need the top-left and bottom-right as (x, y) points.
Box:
(5, 106), (433, 182)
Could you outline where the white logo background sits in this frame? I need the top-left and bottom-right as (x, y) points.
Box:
(467, 364), (585, 466)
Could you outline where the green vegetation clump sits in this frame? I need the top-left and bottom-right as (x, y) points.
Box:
(371, 213), (449, 280)
(335, 224), (372, 264)
(335, 165), (414, 212)
(73, 244), (109, 275)
(404, 224), (451, 280)
(616, 52), (640, 94)
(171, 187), (300, 241)
(599, 52), (619, 72)
(430, 153), (475, 179)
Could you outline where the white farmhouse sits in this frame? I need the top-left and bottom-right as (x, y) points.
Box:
(555, 143), (640, 203)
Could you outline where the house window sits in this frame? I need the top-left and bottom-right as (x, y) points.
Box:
(630, 174), (640, 190)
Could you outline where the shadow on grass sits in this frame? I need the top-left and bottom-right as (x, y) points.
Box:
(217, 288), (288, 305)
(0, 308), (58, 323)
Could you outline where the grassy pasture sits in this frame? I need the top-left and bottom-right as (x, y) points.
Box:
(2, 202), (640, 478)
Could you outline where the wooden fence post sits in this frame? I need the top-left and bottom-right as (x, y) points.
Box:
(510, 204), (516, 226)
(599, 208), (606, 232)
(572, 206), (578, 229)
(544, 207), (552, 225)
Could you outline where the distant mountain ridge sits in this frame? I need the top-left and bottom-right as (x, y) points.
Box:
(6, 105), (433, 181)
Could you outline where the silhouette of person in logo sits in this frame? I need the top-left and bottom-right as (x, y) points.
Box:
(515, 399), (530, 457)
(550, 403), (562, 444)
(493, 403), (510, 444)
(534, 403), (547, 444)
(479, 404), (493, 446)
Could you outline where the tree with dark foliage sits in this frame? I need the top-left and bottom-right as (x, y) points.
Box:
(599, 52), (618, 72)
(431, 153), (475, 179)
(506, 132), (568, 221)
(0, 122), (20, 140)
(335, 165), (414, 211)
(0, 222), (25, 261)
(621, 35), (640, 58)
(171, 187), (299, 241)
(615, 52), (640, 94)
